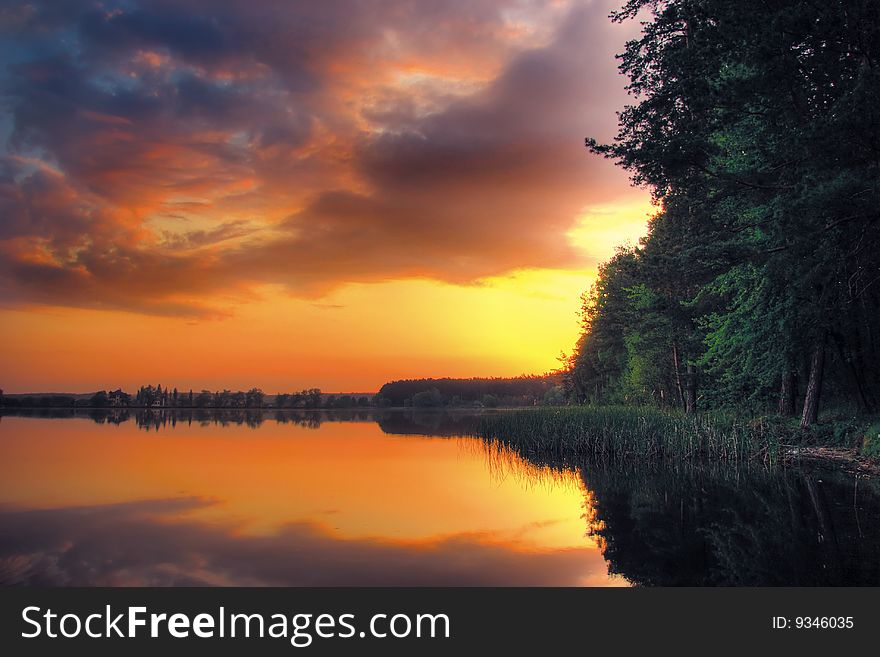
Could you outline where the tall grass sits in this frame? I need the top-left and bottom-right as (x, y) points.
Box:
(476, 406), (780, 466)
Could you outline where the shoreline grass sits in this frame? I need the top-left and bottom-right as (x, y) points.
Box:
(475, 406), (782, 466)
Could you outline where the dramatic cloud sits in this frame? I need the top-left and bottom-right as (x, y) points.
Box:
(0, 0), (639, 316)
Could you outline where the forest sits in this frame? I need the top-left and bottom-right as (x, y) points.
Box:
(376, 375), (563, 408)
(565, 0), (880, 429)
(0, 377), (565, 411)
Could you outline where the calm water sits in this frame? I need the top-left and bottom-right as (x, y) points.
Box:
(1, 409), (878, 586)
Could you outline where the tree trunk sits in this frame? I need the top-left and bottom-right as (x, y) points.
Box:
(800, 338), (826, 428)
(778, 369), (796, 416)
(832, 331), (873, 413)
(672, 343), (685, 410)
(685, 362), (697, 415)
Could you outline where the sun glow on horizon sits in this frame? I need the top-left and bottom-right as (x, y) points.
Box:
(0, 195), (651, 394)
(0, 0), (651, 393)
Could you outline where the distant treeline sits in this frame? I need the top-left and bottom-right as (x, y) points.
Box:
(0, 385), (373, 410)
(0, 394), (87, 409)
(375, 375), (564, 408)
(1, 378), (565, 410)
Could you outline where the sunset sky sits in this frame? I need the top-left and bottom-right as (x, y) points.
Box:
(0, 0), (651, 393)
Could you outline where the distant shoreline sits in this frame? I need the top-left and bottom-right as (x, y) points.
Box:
(0, 404), (540, 412)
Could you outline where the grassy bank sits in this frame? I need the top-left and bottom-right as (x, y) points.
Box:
(476, 406), (880, 467)
(478, 406), (880, 467)
(477, 407), (775, 466)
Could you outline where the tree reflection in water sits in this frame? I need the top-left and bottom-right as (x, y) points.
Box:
(479, 435), (880, 586)
(578, 463), (880, 586)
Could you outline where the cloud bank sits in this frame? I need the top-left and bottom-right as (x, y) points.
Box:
(0, 0), (637, 316)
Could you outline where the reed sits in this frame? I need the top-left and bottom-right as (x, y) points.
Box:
(475, 406), (780, 466)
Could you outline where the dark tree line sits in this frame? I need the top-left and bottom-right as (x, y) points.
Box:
(568, 0), (880, 426)
(376, 375), (563, 408)
(135, 385), (266, 409)
(274, 389), (323, 409)
(1, 386), (375, 409)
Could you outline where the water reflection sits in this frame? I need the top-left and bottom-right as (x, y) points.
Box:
(1, 411), (878, 586)
(576, 463), (880, 586)
(491, 433), (880, 585)
(0, 407), (484, 434)
(0, 412), (619, 586)
(0, 498), (612, 587)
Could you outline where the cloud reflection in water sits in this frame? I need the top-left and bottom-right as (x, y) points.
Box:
(0, 497), (617, 586)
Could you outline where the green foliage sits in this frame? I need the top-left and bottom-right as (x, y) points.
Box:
(411, 388), (445, 408)
(572, 0), (880, 423)
(697, 263), (793, 407)
(542, 385), (565, 405)
(861, 423), (880, 459)
(793, 417), (865, 448)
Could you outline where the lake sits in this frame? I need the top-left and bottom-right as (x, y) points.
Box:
(1, 409), (878, 586)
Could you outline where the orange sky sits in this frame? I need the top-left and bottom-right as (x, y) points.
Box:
(0, 0), (651, 393)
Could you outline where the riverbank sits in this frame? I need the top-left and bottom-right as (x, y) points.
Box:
(782, 446), (880, 478)
(476, 406), (880, 473)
